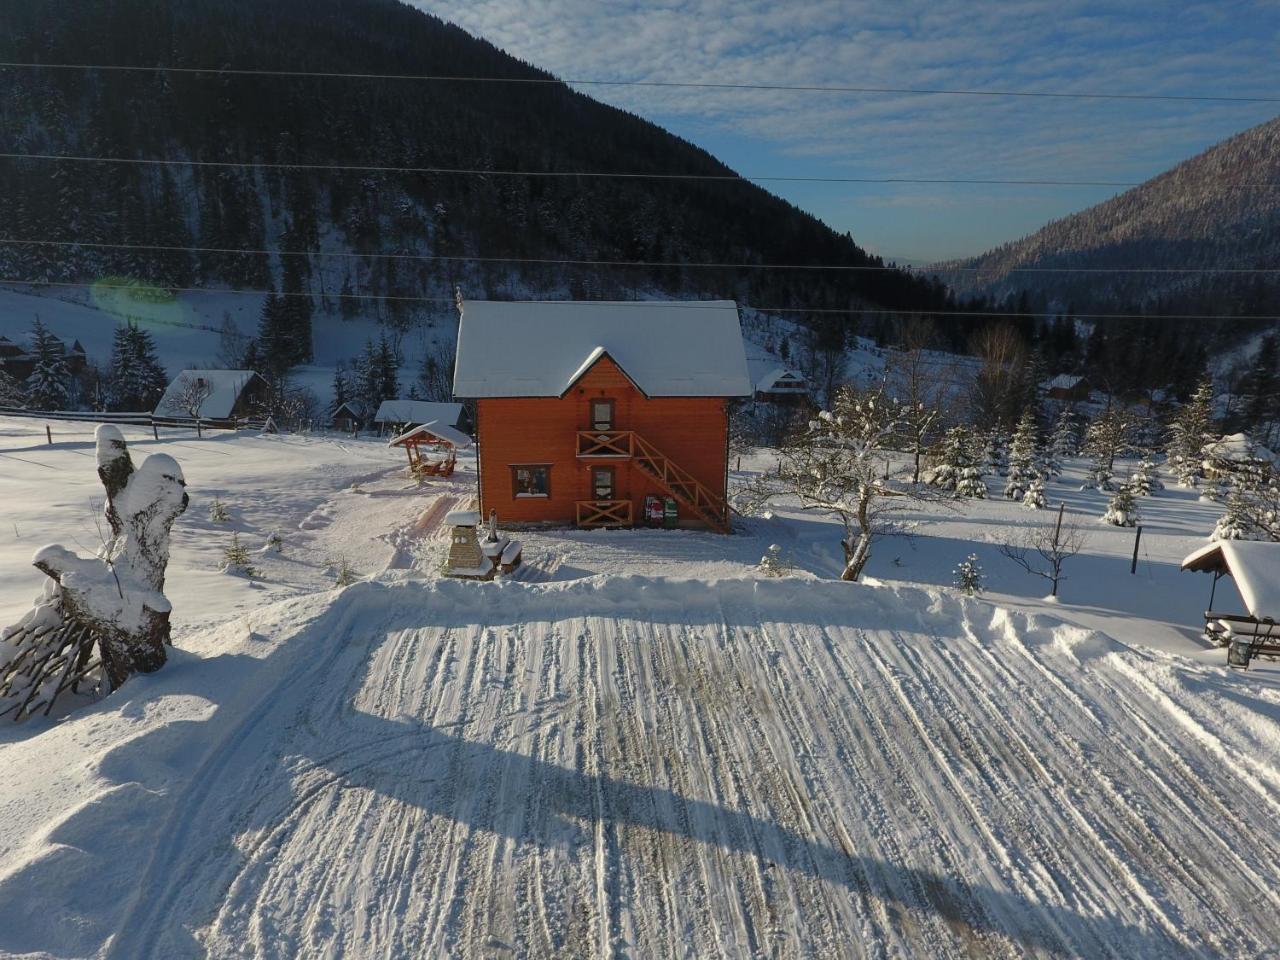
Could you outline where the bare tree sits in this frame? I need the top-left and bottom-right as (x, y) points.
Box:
(885, 316), (945, 483)
(740, 384), (939, 581)
(999, 504), (1089, 598)
(166, 374), (212, 419)
(968, 324), (1027, 430)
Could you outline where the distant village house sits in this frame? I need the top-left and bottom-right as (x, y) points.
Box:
(154, 370), (269, 420)
(372, 399), (470, 436)
(1046, 374), (1091, 402)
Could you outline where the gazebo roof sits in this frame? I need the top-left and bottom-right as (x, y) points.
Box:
(388, 420), (472, 449)
(1181, 540), (1280, 619)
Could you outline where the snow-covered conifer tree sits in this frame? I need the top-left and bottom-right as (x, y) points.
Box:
(1211, 491), (1253, 541)
(983, 429), (1008, 477)
(1102, 484), (1139, 526)
(927, 425), (982, 494)
(1129, 456), (1163, 496)
(1022, 475), (1048, 510)
(1003, 411), (1038, 500)
(0, 362), (22, 407)
(1167, 378), (1215, 488)
(24, 318), (70, 410)
(953, 554), (983, 596)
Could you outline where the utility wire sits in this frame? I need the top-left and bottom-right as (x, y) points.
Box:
(5, 237), (1280, 275)
(4, 277), (1275, 321)
(6, 151), (1279, 188)
(1, 61), (1276, 104)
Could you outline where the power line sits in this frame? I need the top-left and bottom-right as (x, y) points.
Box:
(3, 277), (1275, 321)
(2, 61), (1277, 104)
(7, 151), (1279, 188)
(6, 237), (1280, 276)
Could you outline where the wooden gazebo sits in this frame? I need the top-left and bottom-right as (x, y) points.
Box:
(388, 421), (472, 481)
(1181, 540), (1280, 667)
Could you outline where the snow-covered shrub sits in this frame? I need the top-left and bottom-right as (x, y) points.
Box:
(265, 531), (284, 553)
(209, 497), (230, 522)
(758, 543), (791, 578)
(1211, 492), (1254, 541)
(953, 554), (984, 596)
(1022, 476), (1048, 510)
(222, 533), (258, 577)
(1102, 486), (1139, 526)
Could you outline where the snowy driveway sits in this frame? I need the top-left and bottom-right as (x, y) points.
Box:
(2, 576), (1279, 958)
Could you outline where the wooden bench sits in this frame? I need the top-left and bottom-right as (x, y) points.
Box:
(1203, 611), (1279, 668)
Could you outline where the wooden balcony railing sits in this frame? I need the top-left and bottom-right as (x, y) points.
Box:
(576, 498), (633, 528)
(576, 430), (634, 458)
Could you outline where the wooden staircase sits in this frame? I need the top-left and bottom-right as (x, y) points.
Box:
(576, 430), (730, 532)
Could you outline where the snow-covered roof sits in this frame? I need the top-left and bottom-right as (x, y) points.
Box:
(388, 420), (472, 449)
(452, 300), (751, 398)
(1181, 540), (1280, 619)
(1047, 374), (1087, 390)
(445, 510), (481, 527)
(373, 400), (463, 425)
(750, 363), (808, 393)
(1201, 433), (1278, 464)
(154, 370), (261, 419)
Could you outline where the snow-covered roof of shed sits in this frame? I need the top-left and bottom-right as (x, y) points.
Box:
(452, 300), (751, 398)
(373, 400), (463, 425)
(1201, 433), (1278, 464)
(1181, 540), (1280, 619)
(1047, 374), (1087, 389)
(154, 370), (260, 418)
(388, 420), (472, 449)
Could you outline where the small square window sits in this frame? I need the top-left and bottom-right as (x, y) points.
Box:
(512, 465), (551, 498)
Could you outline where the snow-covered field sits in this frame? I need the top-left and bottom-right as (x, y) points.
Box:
(2, 415), (1279, 958)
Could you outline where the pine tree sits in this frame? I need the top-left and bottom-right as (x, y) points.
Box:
(1211, 491), (1253, 541)
(331, 361), (351, 413)
(1022, 475), (1048, 510)
(953, 554), (983, 596)
(1049, 408), (1081, 470)
(1243, 334), (1278, 448)
(1003, 411), (1038, 500)
(1081, 409), (1130, 490)
(107, 322), (169, 411)
(279, 254), (314, 365)
(1102, 485), (1139, 526)
(983, 428), (1008, 477)
(377, 335), (399, 401)
(256, 288), (290, 377)
(24, 317), (70, 410)
(0, 361), (23, 406)
(1129, 456), (1163, 496)
(927, 425), (977, 492)
(1167, 378), (1215, 488)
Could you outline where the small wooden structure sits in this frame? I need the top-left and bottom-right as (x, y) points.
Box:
(1181, 540), (1280, 667)
(388, 421), (473, 481)
(1046, 374), (1091, 401)
(443, 509), (522, 580)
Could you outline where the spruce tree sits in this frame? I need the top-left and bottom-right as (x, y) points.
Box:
(1243, 334), (1278, 447)
(1004, 411), (1038, 500)
(0, 362), (23, 406)
(256, 289), (290, 376)
(279, 254), (314, 365)
(1167, 378), (1215, 488)
(24, 317), (70, 410)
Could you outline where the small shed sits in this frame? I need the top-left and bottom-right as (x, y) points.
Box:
(373, 399), (469, 436)
(155, 370), (269, 420)
(388, 420), (472, 480)
(1181, 540), (1280, 665)
(331, 400), (366, 433)
(1046, 374), (1091, 401)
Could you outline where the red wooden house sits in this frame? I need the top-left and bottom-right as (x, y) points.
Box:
(452, 300), (752, 532)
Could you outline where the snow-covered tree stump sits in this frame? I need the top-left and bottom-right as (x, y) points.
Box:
(0, 426), (188, 720)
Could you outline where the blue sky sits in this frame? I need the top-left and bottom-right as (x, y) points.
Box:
(409, 1), (1279, 263)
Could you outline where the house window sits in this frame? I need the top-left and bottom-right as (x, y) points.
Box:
(512, 464), (551, 498)
(591, 399), (614, 431)
(592, 466), (615, 500)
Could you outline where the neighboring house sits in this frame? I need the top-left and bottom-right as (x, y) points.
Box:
(331, 400), (367, 432)
(154, 369), (269, 419)
(1046, 374), (1091, 401)
(0, 334), (85, 381)
(372, 399), (470, 436)
(752, 365), (810, 403)
(1201, 432), (1278, 480)
(452, 299), (751, 532)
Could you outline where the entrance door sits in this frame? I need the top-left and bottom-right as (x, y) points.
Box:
(592, 466), (615, 500)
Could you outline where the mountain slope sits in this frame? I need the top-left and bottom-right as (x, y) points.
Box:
(938, 116), (1280, 317)
(0, 0), (951, 330)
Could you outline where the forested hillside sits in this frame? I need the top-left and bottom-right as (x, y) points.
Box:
(0, 0), (952, 351)
(938, 116), (1280, 320)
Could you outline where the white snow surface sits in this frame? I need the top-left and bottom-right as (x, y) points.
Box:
(154, 370), (259, 419)
(4, 416), (1280, 957)
(452, 299), (752, 397)
(2, 576), (1279, 957)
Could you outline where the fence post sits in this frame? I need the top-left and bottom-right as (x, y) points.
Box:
(46, 424), (52, 445)
(1130, 525), (1142, 575)
(196, 419), (202, 439)
(153, 420), (159, 441)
